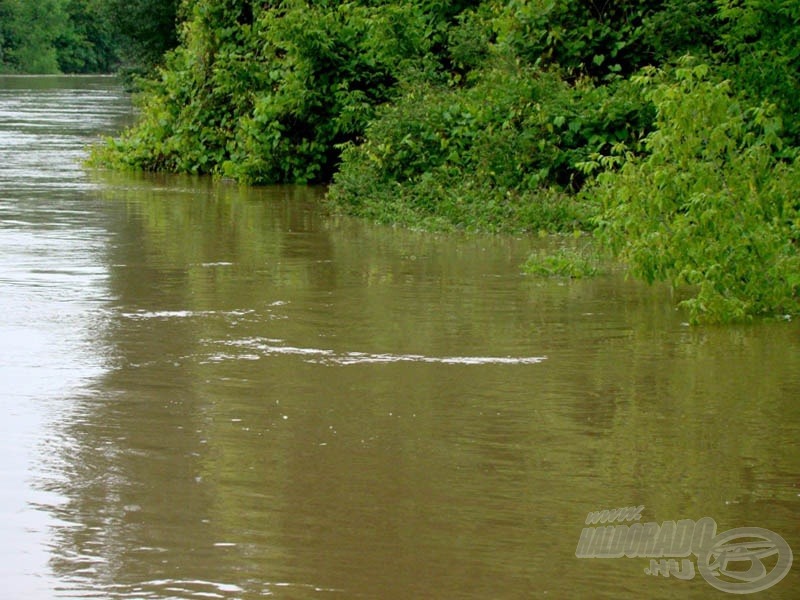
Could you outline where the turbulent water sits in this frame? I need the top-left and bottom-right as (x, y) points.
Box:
(1, 76), (798, 599)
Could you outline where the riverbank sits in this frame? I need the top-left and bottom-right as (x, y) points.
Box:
(88, 1), (799, 324)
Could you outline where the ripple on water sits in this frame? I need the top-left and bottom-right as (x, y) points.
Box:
(204, 337), (547, 366)
(53, 578), (346, 599)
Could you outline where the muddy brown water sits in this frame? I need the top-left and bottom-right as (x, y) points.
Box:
(1, 76), (798, 599)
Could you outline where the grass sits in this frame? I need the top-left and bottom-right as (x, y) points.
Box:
(523, 245), (602, 279)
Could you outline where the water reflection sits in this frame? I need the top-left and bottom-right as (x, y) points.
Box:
(42, 173), (798, 599)
(1, 78), (798, 599)
(0, 76), (131, 599)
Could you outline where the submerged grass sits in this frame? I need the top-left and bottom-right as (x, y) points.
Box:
(523, 244), (603, 279)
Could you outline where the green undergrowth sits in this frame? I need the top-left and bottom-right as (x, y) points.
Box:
(326, 56), (644, 233)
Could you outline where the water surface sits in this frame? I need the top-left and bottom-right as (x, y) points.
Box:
(1, 76), (798, 599)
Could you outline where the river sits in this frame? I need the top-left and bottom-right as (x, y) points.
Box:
(1, 76), (798, 599)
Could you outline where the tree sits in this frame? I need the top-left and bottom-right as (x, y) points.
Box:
(112, 0), (181, 72)
(718, 0), (800, 144)
(0, 0), (180, 74)
(0, 0), (65, 73)
(56, 0), (119, 73)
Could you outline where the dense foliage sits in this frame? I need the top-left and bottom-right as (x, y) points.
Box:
(92, 0), (474, 181)
(0, 0), (179, 74)
(89, 0), (799, 323)
(591, 62), (799, 323)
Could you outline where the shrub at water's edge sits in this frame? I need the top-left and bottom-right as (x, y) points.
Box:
(326, 59), (620, 234)
(589, 62), (799, 324)
(88, 1), (458, 181)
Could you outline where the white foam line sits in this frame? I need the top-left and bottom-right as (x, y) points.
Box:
(325, 352), (546, 365)
(121, 309), (255, 320)
(220, 338), (546, 365)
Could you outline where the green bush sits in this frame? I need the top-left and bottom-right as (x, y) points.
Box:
(592, 62), (800, 323)
(494, 0), (718, 81)
(91, 0), (475, 182)
(328, 54), (649, 232)
(91, 1), (268, 173)
(223, 1), (437, 183)
(86, 0), (800, 328)
(717, 0), (800, 145)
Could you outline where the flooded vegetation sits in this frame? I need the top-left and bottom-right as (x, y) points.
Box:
(1, 77), (798, 599)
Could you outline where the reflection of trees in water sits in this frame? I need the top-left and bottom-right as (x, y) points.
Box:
(46, 177), (333, 594)
(43, 172), (800, 598)
(563, 320), (800, 524)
